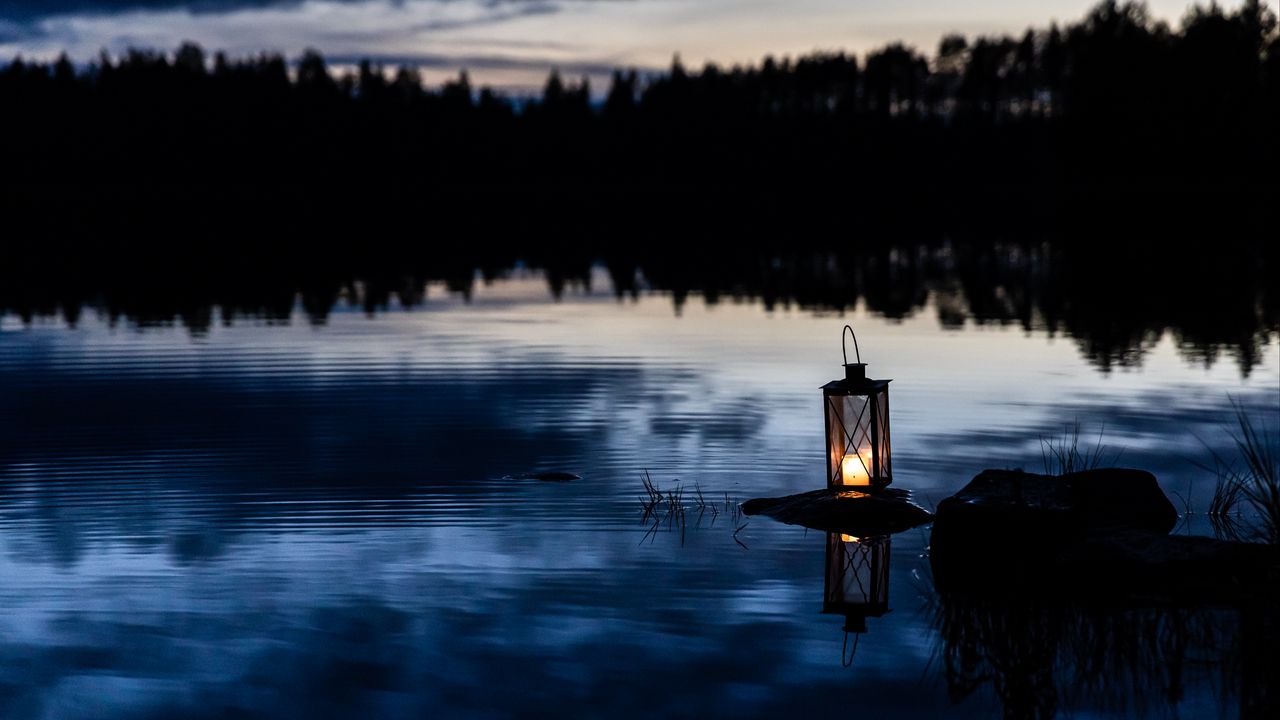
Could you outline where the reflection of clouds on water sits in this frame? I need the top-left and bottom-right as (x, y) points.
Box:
(1, 291), (1275, 558)
(0, 484), (975, 718)
(0, 282), (1272, 717)
(649, 397), (769, 441)
(0, 515), (938, 717)
(0, 304), (803, 569)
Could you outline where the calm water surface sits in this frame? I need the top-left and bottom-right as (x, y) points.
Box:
(1, 268), (1276, 718)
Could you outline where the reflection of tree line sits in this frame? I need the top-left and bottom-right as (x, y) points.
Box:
(0, 1), (1275, 189)
(931, 593), (1268, 718)
(826, 531), (1272, 717)
(3, 229), (1273, 376)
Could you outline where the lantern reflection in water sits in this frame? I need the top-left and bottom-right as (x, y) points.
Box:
(823, 533), (891, 635)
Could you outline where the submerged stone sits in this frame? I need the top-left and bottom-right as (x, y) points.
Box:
(742, 488), (933, 536)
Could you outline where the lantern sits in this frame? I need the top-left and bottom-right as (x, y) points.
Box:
(822, 325), (892, 490)
(822, 532), (891, 634)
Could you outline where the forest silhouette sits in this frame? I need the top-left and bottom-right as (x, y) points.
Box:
(1, 0), (1276, 374)
(2, 0), (1275, 194)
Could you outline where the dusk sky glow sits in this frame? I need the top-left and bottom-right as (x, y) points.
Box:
(0, 0), (1255, 91)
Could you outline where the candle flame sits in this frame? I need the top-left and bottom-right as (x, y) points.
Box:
(841, 449), (872, 486)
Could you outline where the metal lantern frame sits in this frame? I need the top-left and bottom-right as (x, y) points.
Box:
(822, 325), (892, 490)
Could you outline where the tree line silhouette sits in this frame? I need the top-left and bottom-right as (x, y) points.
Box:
(1, 0), (1275, 195)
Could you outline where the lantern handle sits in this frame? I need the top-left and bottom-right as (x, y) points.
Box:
(841, 324), (862, 365)
(841, 630), (860, 668)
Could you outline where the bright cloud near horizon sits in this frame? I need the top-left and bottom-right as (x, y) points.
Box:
(0, 0), (1259, 91)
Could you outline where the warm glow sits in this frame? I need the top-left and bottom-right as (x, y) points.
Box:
(840, 534), (860, 543)
(840, 448), (873, 486)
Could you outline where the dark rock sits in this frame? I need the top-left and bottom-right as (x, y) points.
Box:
(934, 468), (1177, 537)
(504, 471), (580, 482)
(930, 467), (1278, 604)
(933, 524), (1280, 604)
(742, 488), (933, 536)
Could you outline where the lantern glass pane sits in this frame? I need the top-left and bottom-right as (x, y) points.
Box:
(827, 393), (874, 487)
(875, 387), (891, 481)
(824, 534), (890, 610)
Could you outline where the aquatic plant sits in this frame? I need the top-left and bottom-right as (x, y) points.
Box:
(638, 471), (744, 547)
(1039, 420), (1122, 475)
(1205, 402), (1279, 545)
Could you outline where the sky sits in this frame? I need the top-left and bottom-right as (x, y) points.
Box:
(0, 0), (1262, 91)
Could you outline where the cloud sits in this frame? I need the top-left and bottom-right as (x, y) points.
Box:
(0, 0), (585, 54)
(0, 0), (615, 23)
(0, 18), (37, 41)
(0, 0), (647, 91)
(313, 0), (559, 43)
(0, 0), (303, 22)
(319, 50), (629, 78)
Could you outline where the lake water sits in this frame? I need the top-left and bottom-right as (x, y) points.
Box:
(1, 266), (1276, 718)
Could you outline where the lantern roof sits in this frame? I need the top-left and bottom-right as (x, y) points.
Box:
(822, 363), (891, 394)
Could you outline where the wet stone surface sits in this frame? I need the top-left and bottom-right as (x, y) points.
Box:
(742, 487), (934, 536)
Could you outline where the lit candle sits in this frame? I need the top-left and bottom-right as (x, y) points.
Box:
(841, 449), (872, 486)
